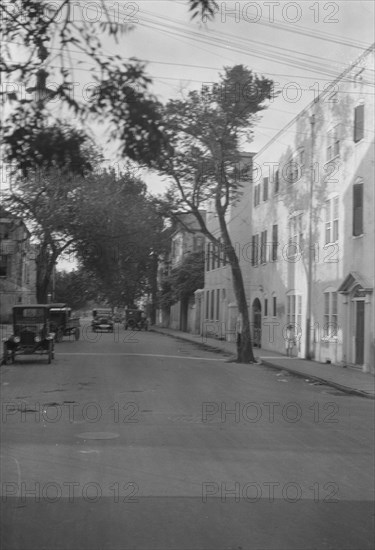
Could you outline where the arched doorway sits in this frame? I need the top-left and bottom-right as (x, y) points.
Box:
(252, 298), (262, 348)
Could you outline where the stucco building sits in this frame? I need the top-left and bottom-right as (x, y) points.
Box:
(157, 212), (205, 332)
(201, 45), (374, 373)
(0, 208), (37, 322)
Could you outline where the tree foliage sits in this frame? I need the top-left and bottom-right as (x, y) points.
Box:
(53, 268), (103, 310)
(73, 171), (167, 307)
(1, 0), (218, 167)
(159, 250), (205, 309)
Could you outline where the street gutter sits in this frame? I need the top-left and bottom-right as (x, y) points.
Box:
(151, 327), (375, 400)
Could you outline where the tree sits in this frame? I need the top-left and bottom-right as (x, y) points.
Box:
(53, 269), (103, 310)
(3, 123), (97, 302)
(72, 170), (167, 308)
(160, 250), (205, 307)
(137, 66), (274, 363)
(1, 0), (218, 168)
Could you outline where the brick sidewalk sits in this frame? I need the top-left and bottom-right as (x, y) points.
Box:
(151, 326), (375, 399)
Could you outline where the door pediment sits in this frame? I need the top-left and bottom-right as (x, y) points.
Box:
(338, 272), (373, 294)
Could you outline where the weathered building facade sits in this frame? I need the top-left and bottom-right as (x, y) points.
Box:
(157, 212), (205, 332)
(201, 45), (374, 372)
(0, 208), (37, 322)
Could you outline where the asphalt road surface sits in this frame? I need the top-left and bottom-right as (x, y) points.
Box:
(1, 322), (374, 550)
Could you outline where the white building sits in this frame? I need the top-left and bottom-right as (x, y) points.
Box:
(202, 45), (375, 373)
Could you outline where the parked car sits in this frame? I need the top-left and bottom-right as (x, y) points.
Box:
(124, 309), (148, 331)
(92, 308), (114, 332)
(2, 305), (55, 364)
(49, 303), (81, 342)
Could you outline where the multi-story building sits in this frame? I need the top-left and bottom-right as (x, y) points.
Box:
(201, 45), (374, 373)
(157, 212), (205, 332)
(202, 152), (255, 342)
(0, 207), (37, 322)
(250, 45), (374, 372)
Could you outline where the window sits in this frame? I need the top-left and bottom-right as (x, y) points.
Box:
(0, 255), (10, 277)
(251, 234), (259, 266)
(273, 296), (277, 317)
(272, 224), (278, 261)
(260, 230), (267, 264)
(353, 181), (363, 236)
(263, 177), (269, 201)
(287, 214), (303, 259)
(206, 242), (211, 271)
(211, 243), (216, 270)
(324, 291), (338, 337)
(205, 290), (209, 319)
(299, 148), (305, 167)
(326, 125), (340, 161)
(285, 159), (299, 185)
(216, 289), (220, 321)
(354, 104), (364, 143)
(325, 196), (339, 244)
(287, 294), (302, 334)
(210, 289), (215, 320)
(274, 169), (280, 195)
(254, 184), (260, 206)
(264, 298), (268, 317)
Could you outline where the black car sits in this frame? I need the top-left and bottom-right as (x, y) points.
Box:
(91, 309), (114, 332)
(2, 305), (55, 364)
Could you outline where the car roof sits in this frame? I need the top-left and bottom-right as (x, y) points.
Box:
(13, 304), (52, 309)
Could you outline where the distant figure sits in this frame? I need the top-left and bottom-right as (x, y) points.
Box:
(286, 324), (295, 357)
(236, 312), (243, 355)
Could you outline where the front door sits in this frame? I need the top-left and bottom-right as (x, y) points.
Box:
(355, 301), (365, 365)
(252, 299), (262, 348)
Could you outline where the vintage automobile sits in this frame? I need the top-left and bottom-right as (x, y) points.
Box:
(91, 308), (114, 332)
(2, 305), (55, 364)
(49, 303), (81, 342)
(124, 309), (148, 331)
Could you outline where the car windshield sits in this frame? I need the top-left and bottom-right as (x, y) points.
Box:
(14, 308), (45, 323)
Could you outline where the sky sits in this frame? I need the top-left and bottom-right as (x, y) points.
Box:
(65, 0), (374, 194)
(6, 0), (374, 270)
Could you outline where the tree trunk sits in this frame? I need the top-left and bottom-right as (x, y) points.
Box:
(216, 207), (256, 363)
(35, 245), (55, 303)
(149, 253), (158, 325)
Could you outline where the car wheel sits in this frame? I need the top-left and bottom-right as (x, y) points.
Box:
(75, 328), (80, 340)
(1, 347), (8, 365)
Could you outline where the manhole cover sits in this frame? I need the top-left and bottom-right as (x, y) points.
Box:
(76, 432), (119, 440)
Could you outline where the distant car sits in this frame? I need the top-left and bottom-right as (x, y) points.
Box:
(2, 305), (55, 364)
(91, 309), (114, 332)
(124, 309), (149, 331)
(49, 303), (81, 342)
(112, 313), (123, 323)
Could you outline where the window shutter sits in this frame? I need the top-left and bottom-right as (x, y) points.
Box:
(272, 224), (278, 261)
(206, 242), (211, 271)
(354, 105), (364, 142)
(353, 182), (363, 236)
(274, 170), (279, 194)
(263, 177), (269, 201)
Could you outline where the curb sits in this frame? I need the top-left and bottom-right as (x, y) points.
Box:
(151, 327), (375, 400)
(150, 327), (234, 356)
(260, 359), (375, 400)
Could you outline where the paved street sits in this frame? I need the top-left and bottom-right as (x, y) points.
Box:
(1, 323), (374, 550)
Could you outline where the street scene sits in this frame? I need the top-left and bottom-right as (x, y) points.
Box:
(1, 1), (374, 549)
(1, 321), (374, 549)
